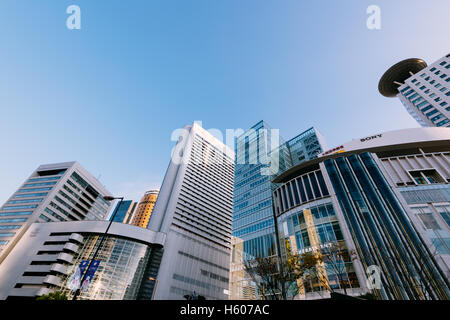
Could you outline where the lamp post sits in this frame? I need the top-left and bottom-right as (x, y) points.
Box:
(72, 196), (124, 300)
(149, 277), (159, 300)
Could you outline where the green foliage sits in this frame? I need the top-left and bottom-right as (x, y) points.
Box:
(36, 291), (68, 300)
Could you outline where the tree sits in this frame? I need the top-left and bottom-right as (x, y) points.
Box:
(36, 291), (68, 300)
(320, 242), (356, 295)
(243, 252), (302, 300)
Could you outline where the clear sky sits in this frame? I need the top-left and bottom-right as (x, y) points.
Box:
(0, 0), (449, 204)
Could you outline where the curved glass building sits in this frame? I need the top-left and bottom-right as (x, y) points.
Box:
(273, 127), (450, 300)
(0, 221), (165, 300)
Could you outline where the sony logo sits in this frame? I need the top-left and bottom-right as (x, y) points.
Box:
(360, 134), (382, 142)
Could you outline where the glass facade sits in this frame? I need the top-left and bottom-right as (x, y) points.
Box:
(61, 235), (156, 300)
(231, 121), (325, 299)
(277, 199), (359, 296)
(233, 123), (325, 255)
(324, 152), (450, 300)
(109, 200), (136, 223)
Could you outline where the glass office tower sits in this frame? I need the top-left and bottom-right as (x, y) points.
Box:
(230, 121), (326, 299)
(109, 200), (137, 224)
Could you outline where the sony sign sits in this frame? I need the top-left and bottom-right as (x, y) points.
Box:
(360, 134), (382, 142)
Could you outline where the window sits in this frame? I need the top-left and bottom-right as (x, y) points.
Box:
(28, 176), (60, 183)
(0, 225), (21, 230)
(421, 105), (432, 112)
(0, 218), (27, 223)
(400, 86), (410, 92)
(0, 211), (32, 216)
(408, 169), (446, 185)
(22, 181), (57, 188)
(7, 198), (42, 204)
(435, 206), (450, 228)
(18, 187), (52, 193)
(425, 109), (438, 118)
(0, 233), (15, 237)
(14, 193), (48, 199)
(2, 205), (38, 210)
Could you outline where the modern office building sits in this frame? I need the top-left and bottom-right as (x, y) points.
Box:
(147, 122), (235, 300)
(0, 220), (165, 300)
(109, 200), (137, 224)
(0, 162), (112, 264)
(273, 127), (450, 299)
(379, 54), (450, 127)
(230, 121), (326, 299)
(131, 190), (159, 228)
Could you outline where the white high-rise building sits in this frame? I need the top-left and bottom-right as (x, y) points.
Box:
(379, 54), (450, 127)
(146, 122), (235, 300)
(0, 162), (112, 264)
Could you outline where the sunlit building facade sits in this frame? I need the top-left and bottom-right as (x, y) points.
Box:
(147, 122), (235, 300)
(131, 190), (159, 228)
(0, 221), (165, 300)
(0, 162), (112, 265)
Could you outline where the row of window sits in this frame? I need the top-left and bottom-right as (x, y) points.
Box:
(0, 232), (15, 237)
(401, 86), (448, 125)
(0, 211), (33, 216)
(28, 176), (61, 183)
(2, 205), (38, 210)
(0, 218), (27, 223)
(274, 170), (329, 214)
(18, 187), (52, 193)
(7, 198), (43, 204)
(233, 218), (274, 237)
(13, 192), (48, 199)
(0, 225), (21, 230)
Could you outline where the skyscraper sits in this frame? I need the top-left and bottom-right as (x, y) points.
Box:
(230, 121), (327, 299)
(109, 200), (137, 224)
(131, 190), (159, 228)
(145, 122), (235, 300)
(379, 54), (450, 127)
(0, 162), (112, 264)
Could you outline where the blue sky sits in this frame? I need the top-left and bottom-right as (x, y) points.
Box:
(0, 0), (449, 204)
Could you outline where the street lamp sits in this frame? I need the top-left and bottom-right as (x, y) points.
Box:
(149, 277), (159, 300)
(72, 195), (124, 300)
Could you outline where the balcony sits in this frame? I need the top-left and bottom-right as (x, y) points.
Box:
(50, 263), (68, 275)
(63, 242), (79, 253)
(43, 275), (61, 286)
(69, 233), (84, 244)
(57, 252), (73, 264)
